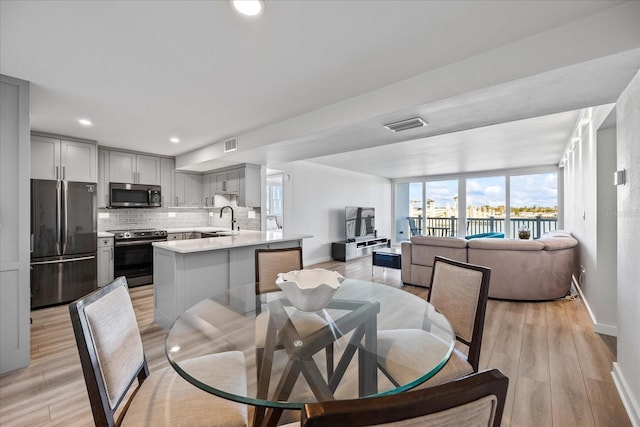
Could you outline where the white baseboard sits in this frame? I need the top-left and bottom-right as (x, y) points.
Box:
(612, 362), (640, 427)
(572, 275), (617, 337)
(305, 255), (334, 267)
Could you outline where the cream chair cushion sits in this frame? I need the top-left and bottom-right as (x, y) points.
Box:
(122, 351), (248, 426)
(429, 262), (483, 343)
(85, 285), (145, 408)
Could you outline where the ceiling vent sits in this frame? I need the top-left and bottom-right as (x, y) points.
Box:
(383, 117), (428, 132)
(223, 137), (238, 153)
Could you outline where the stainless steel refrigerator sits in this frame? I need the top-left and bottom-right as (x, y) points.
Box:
(30, 179), (98, 309)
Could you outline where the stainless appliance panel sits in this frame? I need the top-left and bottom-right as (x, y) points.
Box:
(30, 255), (97, 309)
(31, 179), (60, 258)
(62, 181), (97, 255)
(109, 183), (162, 208)
(31, 179), (98, 308)
(113, 242), (153, 286)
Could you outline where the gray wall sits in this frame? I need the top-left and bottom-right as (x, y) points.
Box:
(614, 70), (640, 426)
(280, 161), (392, 266)
(563, 106), (618, 336)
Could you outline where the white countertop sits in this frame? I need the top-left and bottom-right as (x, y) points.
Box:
(152, 230), (312, 253)
(165, 227), (233, 234)
(98, 231), (114, 238)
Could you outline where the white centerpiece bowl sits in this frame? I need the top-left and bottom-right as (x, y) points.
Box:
(275, 269), (344, 312)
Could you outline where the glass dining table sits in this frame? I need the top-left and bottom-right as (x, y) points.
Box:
(165, 278), (455, 427)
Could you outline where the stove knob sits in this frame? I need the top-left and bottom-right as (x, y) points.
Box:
(123, 232), (131, 239)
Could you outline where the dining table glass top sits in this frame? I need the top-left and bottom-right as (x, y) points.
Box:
(165, 278), (455, 410)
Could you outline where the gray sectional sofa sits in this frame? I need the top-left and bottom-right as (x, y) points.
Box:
(401, 231), (578, 301)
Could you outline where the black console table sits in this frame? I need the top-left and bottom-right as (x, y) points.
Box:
(332, 237), (390, 261)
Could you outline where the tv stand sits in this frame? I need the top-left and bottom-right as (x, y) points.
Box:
(332, 236), (390, 261)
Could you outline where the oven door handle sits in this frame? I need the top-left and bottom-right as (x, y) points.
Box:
(115, 239), (166, 247)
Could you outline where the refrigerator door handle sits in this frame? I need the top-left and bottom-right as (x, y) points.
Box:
(30, 234), (34, 253)
(61, 181), (68, 255)
(30, 255), (96, 266)
(56, 180), (62, 255)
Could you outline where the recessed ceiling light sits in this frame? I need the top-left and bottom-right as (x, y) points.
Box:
(231, 0), (264, 17)
(170, 137), (180, 144)
(78, 119), (92, 126)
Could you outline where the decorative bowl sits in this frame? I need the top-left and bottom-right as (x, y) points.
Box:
(275, 269), (344, 312)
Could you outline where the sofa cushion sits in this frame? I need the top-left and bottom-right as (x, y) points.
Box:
(540, 237), (578, 251)
(541, 230), (573, 239)
(411, 236), (467, 248)
(466, 238), (545, 251)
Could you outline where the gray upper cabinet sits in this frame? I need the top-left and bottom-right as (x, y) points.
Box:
(160, 157), (175, 207)
(31, 134), (97, 182)
(202, 173), (216, 207)
(108, 150), (160, 185)
(174, 172), (202, 207)
(98, 148), (170, 208)
(97, 149), (110, 207)
(206, 164), (261, 207)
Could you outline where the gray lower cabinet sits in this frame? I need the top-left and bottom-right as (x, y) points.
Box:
(1, 74), (31, 374)
(97, 237), (114, 287)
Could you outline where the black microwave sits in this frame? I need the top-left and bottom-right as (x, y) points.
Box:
(109, 183), (162, 208)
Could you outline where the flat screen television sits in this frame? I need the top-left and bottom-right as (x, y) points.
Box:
(345, 206), (375, 240)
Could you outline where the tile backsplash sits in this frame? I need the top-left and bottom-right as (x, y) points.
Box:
(98, 206), (261, 231)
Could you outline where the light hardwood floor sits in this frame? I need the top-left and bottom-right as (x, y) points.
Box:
(0, 256), (630, 426)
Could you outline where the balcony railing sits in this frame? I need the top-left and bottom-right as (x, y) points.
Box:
(408, 216), (558, 239)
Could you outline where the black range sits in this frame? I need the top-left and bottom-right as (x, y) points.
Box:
(109, 229), (167, 287)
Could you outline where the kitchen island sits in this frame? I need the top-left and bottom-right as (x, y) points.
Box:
(152, 230), (312, 328)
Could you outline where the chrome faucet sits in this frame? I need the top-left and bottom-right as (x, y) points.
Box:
(220, 205), (236, 231)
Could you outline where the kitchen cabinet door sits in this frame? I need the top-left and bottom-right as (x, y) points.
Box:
(60, 139), (97, 182)
(239, 164), (261, 207)
(97, 238), (114, 287)
(30, 135), (60, 180)
(31, 135), (97, 182)
(175, 172), (202, 206)
(160, 157), (175, 206)
(97, 149), (110, 207)
(186, 173), (202, 206)
(225, 170), (240, 193)
(1, 74), (31, 373)
(202, 173), (215, 206)
(109, 151), (137, 183)
(136, 154), (161, 185)
(174, 172), (186, 206)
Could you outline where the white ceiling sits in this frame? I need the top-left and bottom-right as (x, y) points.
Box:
(1, 1), (639, 179)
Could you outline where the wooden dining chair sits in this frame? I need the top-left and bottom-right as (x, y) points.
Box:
(377, 256), (491, 387)
(69, 276), (248, 427)
(254, 247), (333, 378)
(299, 369), (508, 427)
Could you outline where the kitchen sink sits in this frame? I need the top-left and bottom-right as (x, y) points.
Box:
(201, 231), (239, 238)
